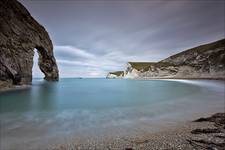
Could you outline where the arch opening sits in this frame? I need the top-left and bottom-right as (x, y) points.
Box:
(32, 48), (44, 80)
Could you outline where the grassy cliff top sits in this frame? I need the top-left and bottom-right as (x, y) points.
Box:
(109, 71), (124, 76)
(128, 62), (156, 71)
(128, 62), (172, 71)
(163, 38), (225, 61)
(107, 38), (225, 75)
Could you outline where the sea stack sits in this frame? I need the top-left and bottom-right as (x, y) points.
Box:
(0, 0), (59, 89)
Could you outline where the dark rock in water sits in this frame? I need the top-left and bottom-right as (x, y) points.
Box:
(0, 0), (59, 89)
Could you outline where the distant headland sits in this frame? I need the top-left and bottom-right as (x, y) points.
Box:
(107, 39), (225, 79)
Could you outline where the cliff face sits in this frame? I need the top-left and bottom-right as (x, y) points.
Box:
(157, 39), (225, 79)
(110, 39), (225, 79)
(106, 71), (124, 79)
(0, 0), (59, 89)
(124, 62), (179, 79)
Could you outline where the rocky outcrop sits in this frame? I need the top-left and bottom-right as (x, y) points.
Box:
(106, 71), (124, 79)
(0, 0), (59, 89)
(119, 39), (225, 79)
(187, 113), (225, 149)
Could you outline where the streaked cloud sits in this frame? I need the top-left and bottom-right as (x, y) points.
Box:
(21, 0), (224, 77)
(53, 45), (152, 77)
(55, 45), (96, 60)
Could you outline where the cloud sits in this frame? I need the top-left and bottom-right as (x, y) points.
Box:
(26, 0), (224, 78)
(45, 45), (154, 77)
(54, 45), (96, 59)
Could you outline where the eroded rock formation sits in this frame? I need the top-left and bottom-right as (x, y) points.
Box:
(0, 0), (59, 89)
(187, 113), (225, 149)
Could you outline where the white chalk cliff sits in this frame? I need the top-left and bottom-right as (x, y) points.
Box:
(108, 39), (225, 79)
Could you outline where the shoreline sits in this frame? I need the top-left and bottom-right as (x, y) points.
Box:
(0, 84), (31, 93)
(0, 78), (224, 92)
(2, 111), (224, 150)
(50, 113), (225, 150)
(125, 77), (225, 81)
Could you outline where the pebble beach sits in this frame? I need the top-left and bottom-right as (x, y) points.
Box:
(50, 113), (225, 150)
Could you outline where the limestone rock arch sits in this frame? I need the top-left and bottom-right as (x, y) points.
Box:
(0, 0), (59, 88)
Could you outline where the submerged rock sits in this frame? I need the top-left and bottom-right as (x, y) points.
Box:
(0, 0), (59, 89)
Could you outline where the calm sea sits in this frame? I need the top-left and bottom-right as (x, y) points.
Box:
(0, 79), (224, 149)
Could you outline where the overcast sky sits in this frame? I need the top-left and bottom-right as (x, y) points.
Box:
(20, 0), (225, 78)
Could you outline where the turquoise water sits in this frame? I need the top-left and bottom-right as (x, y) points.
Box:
(0, 79), (224, 149)
(0, 79), (201, 112)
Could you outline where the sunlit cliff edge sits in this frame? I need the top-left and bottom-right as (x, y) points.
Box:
(107, 39), (225, 79)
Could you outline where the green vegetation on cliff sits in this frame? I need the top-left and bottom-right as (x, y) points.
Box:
(109, 71), (124, 76)
(108, 38), (225, 79)
(128, 62), (156, 71)
(128, 62), (173, 72)
(162, 39), (225, 62)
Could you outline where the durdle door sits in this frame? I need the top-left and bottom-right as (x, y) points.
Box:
(0, 0), (59, 89)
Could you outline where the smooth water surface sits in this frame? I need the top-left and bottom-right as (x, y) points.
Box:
(0, 79), (224, 149)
